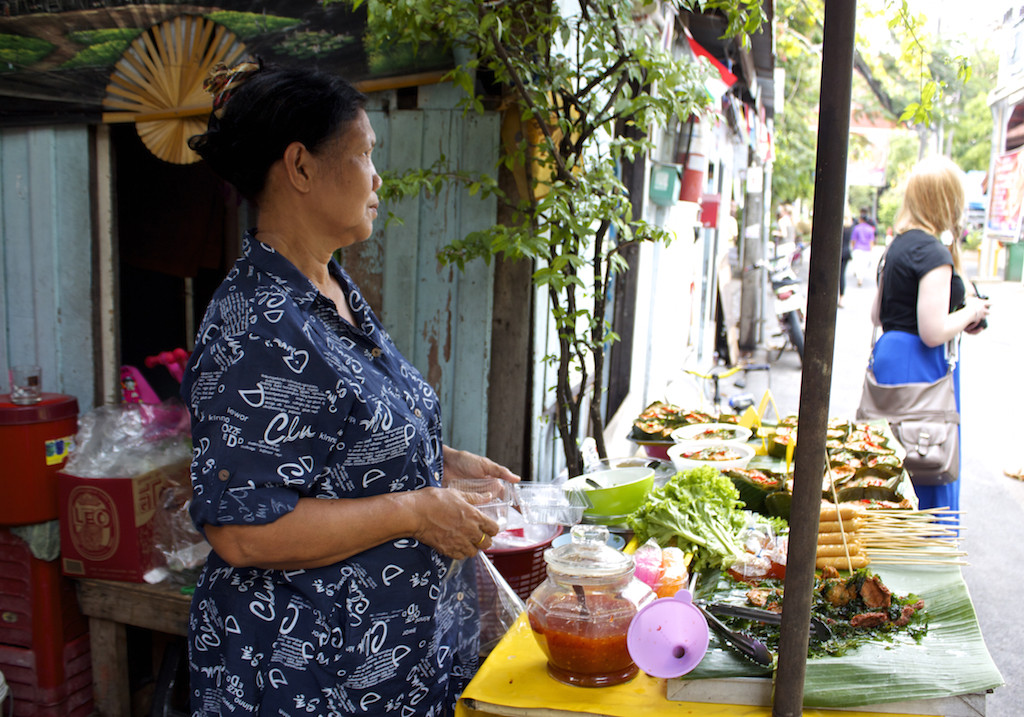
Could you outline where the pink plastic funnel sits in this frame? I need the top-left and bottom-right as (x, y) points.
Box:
(626, 588), (710, 678)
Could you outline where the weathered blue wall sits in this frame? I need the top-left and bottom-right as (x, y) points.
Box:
(0, 125), (95, 410)
(368, 85), (500, 455)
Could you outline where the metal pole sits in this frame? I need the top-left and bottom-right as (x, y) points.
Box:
(772, 1), (856, 715)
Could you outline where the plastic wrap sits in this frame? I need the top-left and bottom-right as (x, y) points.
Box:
(63, 400), (191, 478)
(655, 546), (689, 598)
(728, 521), (788, 581)
(632, 538), (663, 589)
(475, 552), (527, 655)
(149, 469), (210, 585)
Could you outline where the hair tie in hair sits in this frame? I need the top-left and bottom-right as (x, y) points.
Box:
(204, 60), (261, 118)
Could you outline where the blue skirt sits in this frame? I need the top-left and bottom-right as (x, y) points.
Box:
(871, 331), (961, 513)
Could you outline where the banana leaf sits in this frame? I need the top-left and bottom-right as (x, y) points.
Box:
(680, 562), (1003, 708)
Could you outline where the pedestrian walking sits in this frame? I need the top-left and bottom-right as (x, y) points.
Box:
(851, 207), (876, 286)
(839, 213), (854, 307)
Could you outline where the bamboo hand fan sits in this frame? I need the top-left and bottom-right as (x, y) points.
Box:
(102, 16), (247, 165)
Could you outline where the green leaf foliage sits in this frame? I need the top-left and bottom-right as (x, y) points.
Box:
(275, 30), (356, 61)
(627, 465), (750, 575)
(360, 0), (764, 474)
(61, 39), (140, 69)
(687, 562), (1002, 707)
(66, 28), (144, 46)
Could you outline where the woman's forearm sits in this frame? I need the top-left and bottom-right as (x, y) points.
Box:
(205, 484), (499, 570)
(917, 265), (989, 346)
(204, 493), (421, 569)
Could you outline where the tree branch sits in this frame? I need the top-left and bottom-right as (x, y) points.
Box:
(853, 48), (900, 119)
(489, 28), (573, 183)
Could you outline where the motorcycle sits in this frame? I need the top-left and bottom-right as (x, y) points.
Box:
(759, 247), (805, 362)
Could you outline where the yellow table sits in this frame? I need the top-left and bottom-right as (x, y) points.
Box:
(457, 615), (985, 717)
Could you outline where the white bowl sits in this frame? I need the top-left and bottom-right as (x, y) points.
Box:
(668, 441), (756, 472)
(671, 422), (752, 444)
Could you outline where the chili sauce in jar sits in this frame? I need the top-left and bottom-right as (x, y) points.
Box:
(527, 525), (654, 686)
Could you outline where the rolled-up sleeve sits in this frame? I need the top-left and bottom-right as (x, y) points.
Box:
(186, 331), (353, 529)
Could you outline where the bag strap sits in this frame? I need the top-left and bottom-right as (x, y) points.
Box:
(945, 333), (959, 372)
(868, 247), (890, 354)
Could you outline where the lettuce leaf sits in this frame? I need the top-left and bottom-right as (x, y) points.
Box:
(627, 465), (749, 574)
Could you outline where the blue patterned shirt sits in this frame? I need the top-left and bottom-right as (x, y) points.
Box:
(182, 231), (477, 716)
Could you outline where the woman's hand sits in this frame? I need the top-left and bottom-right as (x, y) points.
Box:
(963, 294), (991, 334)
(407, 486), (500, 559)
(206, 485), (503, 569)
(442, 446), (521, 485)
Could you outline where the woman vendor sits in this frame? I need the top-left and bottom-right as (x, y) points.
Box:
(182, 61), (518, 716)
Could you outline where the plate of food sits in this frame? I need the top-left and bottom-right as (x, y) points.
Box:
(671, 422), (753, 444)
(669, 441), (756, 472)
(629, 403), (733, 458)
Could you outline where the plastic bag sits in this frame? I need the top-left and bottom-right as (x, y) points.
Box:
(655, 546), (689, 598)
(475, 553), (527, 655)
(633, 538), (663, 589)
(728, 521), (788, 581)
(63, 399), (191, 478)
(148, 473), (210, 585)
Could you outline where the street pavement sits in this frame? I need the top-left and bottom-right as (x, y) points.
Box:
(742, 248), (1024, 716)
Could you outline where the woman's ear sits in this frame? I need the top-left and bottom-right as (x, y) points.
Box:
(280, 141), (314, 192)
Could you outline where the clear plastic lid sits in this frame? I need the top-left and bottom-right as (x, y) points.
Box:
(544, 524), (634, 580)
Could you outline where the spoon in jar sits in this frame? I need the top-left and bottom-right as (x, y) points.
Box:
(573, 584), (589, 616)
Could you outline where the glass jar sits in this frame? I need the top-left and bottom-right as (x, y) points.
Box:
(526, 524), (655, 686)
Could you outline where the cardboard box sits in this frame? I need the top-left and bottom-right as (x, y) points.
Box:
(58, 461), (189, 582)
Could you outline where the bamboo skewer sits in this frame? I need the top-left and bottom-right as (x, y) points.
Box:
(863, 542), (961, 551)
(867, 550), (966, 558)
(864, 561), (966, 565)
(858, 531), (961, 541)
(818, 482), (968, 569)
(815, 422), (970, 569)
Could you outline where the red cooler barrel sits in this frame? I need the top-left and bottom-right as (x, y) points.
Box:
(0, 394), (79, 525)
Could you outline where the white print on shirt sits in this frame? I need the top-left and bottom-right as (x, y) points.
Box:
(277, 455), (315, 485)
(345, 424), (417, 466)
(381, 564), (404, 586)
